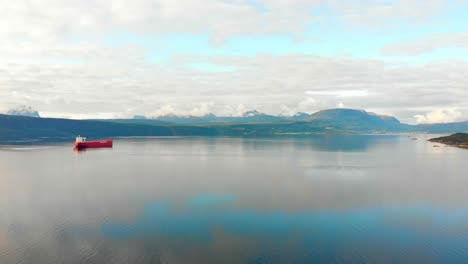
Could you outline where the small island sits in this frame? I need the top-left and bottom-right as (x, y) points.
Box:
(429, 133), (468, 148)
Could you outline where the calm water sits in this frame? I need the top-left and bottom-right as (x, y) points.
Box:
(0, 135), (468, 263)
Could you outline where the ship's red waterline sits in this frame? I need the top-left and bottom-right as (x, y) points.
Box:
(74, 136), (113, 148)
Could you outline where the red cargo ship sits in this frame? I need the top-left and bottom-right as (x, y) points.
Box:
(74, 136), (113, 148)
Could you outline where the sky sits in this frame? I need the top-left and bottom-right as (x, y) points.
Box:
(0, 0), (468, 123)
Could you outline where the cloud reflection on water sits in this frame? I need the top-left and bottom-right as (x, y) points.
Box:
(0, 135), (467, 263)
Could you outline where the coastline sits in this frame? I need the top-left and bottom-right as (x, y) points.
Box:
(429, 133), (468, 149)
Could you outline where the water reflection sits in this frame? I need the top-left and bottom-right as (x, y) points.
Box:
(73, 147), (85, 153)
(101, 197), (468, 263)
(289, 134), (400, 152)
(224, 134), (400, 153)
(0, 135), (467, 263)
(73, 147), (114, 153)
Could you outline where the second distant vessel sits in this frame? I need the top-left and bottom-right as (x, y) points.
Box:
(74, 136), (113, 148)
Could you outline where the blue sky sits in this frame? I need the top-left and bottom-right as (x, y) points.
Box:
(103, 1), (468, 64)
(0, 0), (467, 123)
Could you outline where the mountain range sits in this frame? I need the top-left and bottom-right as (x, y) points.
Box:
(1, 108), (467, 144)
(6, 105), (40, 118)
(148, 110), (290, 124)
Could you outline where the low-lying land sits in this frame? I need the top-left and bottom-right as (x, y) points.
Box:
(429, 133), (468, 148)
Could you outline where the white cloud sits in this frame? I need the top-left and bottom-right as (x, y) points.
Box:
(189, 103), (213, 116)
(0, 0), (454, 46)
(0, 1), (467, 123)
(0, 0), (321, 45)
(150, 105), (178, 117)
(306, 90), (369, 97)
(382, 32), (468, 56)
(1, 54), (467, 122)
(328, 0), (448, 29)
(234, 104), (248, 117)
(147, 102), (213, 117)
(414, 109), (463, 124)
(295, 97), (327, 113)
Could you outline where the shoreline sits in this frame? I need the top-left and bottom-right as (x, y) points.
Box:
(0, 133), (448, 147)
(428, 133), (468, 149)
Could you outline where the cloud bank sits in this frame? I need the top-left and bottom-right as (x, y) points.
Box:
(0, 0), (467, 124)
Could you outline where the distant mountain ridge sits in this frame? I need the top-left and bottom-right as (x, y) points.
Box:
(151, 110), (291, 124)
(143, 109), (406, 127)
(286, 112), (312, 120)
(111, 108), (468, 134)
(1, 108), (467, 144)
(306, 109), (399, 123)
(6, 106), (40, 118)
(302, 109), (401, 132)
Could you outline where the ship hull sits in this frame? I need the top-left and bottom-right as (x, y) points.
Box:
(74, 139), (113, 148)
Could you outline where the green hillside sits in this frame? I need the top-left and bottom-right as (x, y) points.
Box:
(0, 114), (216, 143)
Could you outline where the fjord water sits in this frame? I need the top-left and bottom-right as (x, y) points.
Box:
(1, 135), (467, 263)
